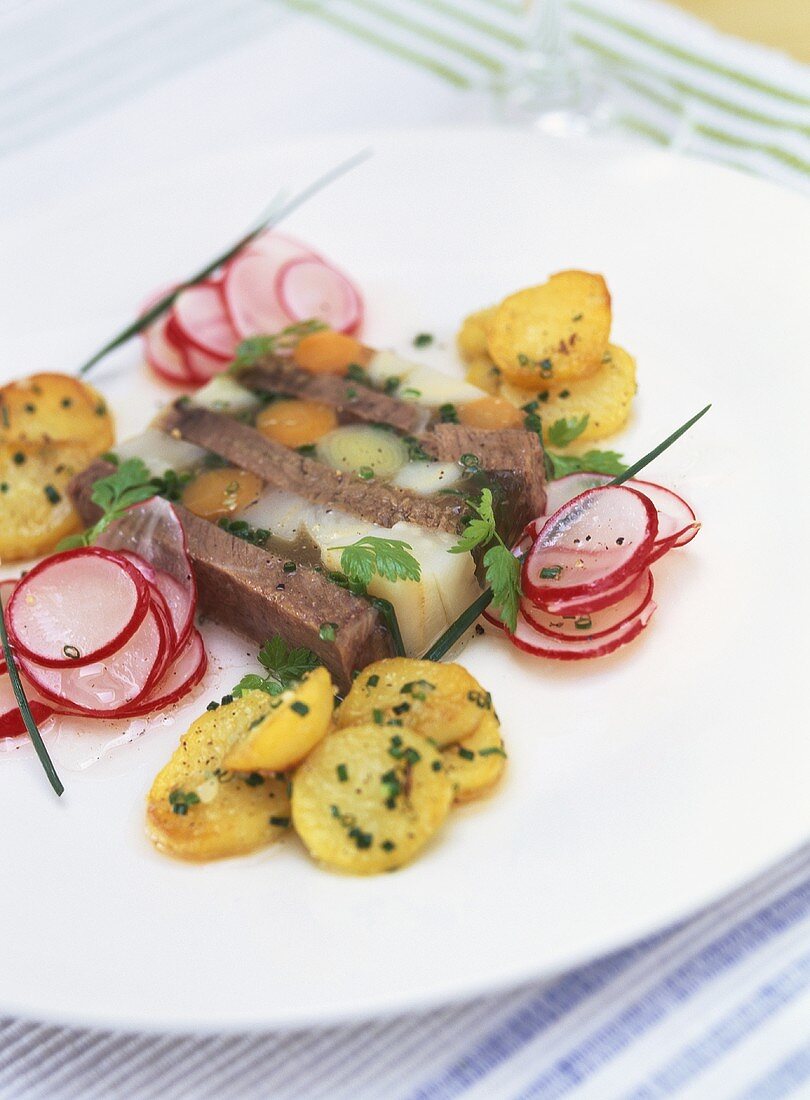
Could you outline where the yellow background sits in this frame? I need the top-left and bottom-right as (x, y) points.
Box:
(670, 0), (810, 63)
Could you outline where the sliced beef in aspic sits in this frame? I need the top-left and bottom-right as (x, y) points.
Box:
(160, 403), (466, 533)
(69, 462), (394, 691)
(237, 360), (425, 435)
(422, 424), (547, 525)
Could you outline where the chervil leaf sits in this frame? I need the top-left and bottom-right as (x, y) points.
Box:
(338, 537), (421, 589)
(449, 517), (494, 554)
(548, 449), (627, 479)
(58, 457), (159, 550)
(257, 636), (321, 690)
(449, 488), (497, 554)
(232, 321), (327, 370)
(547, 415), (589, 448)
(483, 544), (520, 634)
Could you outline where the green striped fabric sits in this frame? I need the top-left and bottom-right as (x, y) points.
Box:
(276, 0), (810, 190)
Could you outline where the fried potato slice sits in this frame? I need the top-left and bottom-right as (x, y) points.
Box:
(443, 711), (506, 804)
(292, 723), (453, 874)
(146, 691), (291, 861)
(223, 667), (334, 772)
(0, 373), (114, 454)
(0, 441), (93, 562)
(457, 306), (497, 364)
(500, 343), (637, 444)
(463, 356), (501, 395)
(336, 658), (488, 747)
(488, 271), (611, 388)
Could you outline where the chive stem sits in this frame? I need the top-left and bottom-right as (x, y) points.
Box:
(0, 591), (63, 796)
(609, 404), (711, 486)
(76, 148), (372, 376)
(370, 597), (406, 657)
(422, 587), (494, 662)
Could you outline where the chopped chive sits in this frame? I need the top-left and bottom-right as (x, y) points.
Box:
(269, 815), (290, 828)
(540, 565), (563, 580)
(336, 763), (349, 782)
(458, 747), (475, 761)
(319, 622), (337, 642)
(413, 333), (433, 348)
(245, 772), (265, 786)
(291, 701), (309, 716)
(366, 674), (380, 688)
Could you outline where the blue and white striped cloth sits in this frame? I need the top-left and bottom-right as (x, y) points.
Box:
(1, 2), (809, 1096)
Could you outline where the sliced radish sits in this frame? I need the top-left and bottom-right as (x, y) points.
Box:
(113, 629), (207, 717)
(276, 257), (363, 334)
(151, 569), (194, 649)
(522, 487), (658, 607)
(142, 313), (194, 386)
(538, 567), (651, 617)
(521, 570), (654, 641)
(21, 597), (168, 716)
(95, 498), (197, 646)
(182, 342), (229, 382)
(224, 251), (294, 338)
(0, 578), (17, 676)
(7, 548), (151, 669)
(509, 600), (656, 660)
(0, 673), (54, 739)
(542, 474), (699, 554)
(172, 282), (239, 360)
(241, 230), (320, 268)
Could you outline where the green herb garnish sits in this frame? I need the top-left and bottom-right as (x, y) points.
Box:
(169, 789), (200, 815)
(337, 536), (422, 589)
(547, 450), (627, 479)
(449, 488), (520, 633)
(57, 458), (158, 550)
(232, 635), (320, 698)
(547, 415), (589, 448)
(413, 333), (433, 347)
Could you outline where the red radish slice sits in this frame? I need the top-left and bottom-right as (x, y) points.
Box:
(95, 498), (197, 645)
(522, 487), (658, 607)
(224, 251), (294, 338)
(119, 551), (157, 588)
(541, 474), (699, 553)
(152, 569), (194, 649)
(7, 548), (151, 669)
(242, 230), (320, 267)
(538, 567), (650, 617)
(20, 597), (168, 716)
(0, 673), (54, 739)
(172, 282), (239, 360)
(0, 579), (17, 675)
(142, 313), (194, 385)
(276, 257), (363, 334)
(521, 570), (654, 641)
(509, 600), (656, 660)
(113, 629), (206, 717)
(182, 342), (229, 382)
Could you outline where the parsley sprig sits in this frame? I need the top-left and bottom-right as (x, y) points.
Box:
(450, 489), (520, 633)
(57, 458), (158, 550)
(336, 537), (422, 589)
(232, 636), (320, 699)
(546, 414), (589, 448)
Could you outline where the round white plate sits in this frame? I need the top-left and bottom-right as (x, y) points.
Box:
(1, 130), (809, 1033)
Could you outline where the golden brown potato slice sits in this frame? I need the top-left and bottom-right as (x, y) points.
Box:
(146, 691), (291, 861)
(223, 667), (334, 772)
(488, 271), (611, 388)
(0, 441), (93, 562)
(336, 658), (488, 748)
(0, 373), (114, 454)
(292, 723), (453, 874)
(457, 306), (497, 365)
(500, 343), (637, 444)
(443, 711), (507, 804)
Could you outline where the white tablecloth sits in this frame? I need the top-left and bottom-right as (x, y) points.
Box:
(1, 2), (809, 1096)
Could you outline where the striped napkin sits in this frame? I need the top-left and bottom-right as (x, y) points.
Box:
(1, 2), (809, 1097)
(272, 0), (810, 192)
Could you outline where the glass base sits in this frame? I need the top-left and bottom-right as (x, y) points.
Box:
(493, 62), (616, 136)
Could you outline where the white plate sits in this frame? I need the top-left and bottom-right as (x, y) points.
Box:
(1, 130), (809, 1033)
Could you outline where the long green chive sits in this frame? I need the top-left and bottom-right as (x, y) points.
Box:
(0, 591), (63, 796)
(422, 588), (494, 662)
(609, 405), (711, 486)
(76, 149), (372, 376)
(370, 597), (406, 657)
